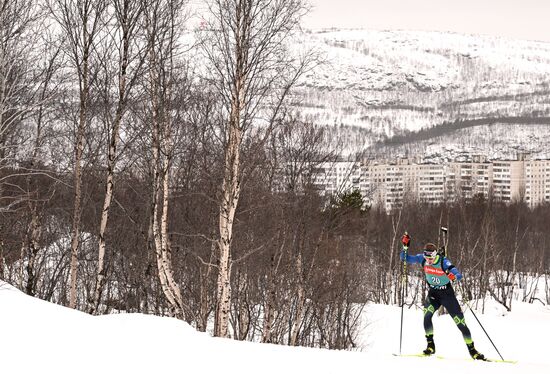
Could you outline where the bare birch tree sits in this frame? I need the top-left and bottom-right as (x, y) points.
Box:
(88, 0), (147, 315)
(49, 0), (107, 308)
(142, 0), (190, 319)
(200, 0), (308, 339)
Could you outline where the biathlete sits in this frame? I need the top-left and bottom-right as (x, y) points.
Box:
(400, 233), (485, 360)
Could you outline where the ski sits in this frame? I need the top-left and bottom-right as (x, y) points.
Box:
(392, 353), (434, 358)
(483, 358), (518, 364)
(392, 353), (517, 364)
(441, 356), (517, 364)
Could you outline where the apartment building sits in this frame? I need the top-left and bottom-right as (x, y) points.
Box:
(492, 160), (525, 203)
(525, 159), (550, 207)
(418, 164), (446, 204)
(308, 155), (550, 210)
(311, 161), (361, 196)
(445, 161), (492, 201)
(359, 159), (420, 211)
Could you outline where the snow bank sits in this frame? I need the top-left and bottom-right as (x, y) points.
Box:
(1, 281), (548, 374)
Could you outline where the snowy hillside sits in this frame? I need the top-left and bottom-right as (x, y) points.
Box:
(292, 29), (550, 157)
(2, 281), (549, 374)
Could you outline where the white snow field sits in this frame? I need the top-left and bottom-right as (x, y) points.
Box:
(1, 281), (549, 374)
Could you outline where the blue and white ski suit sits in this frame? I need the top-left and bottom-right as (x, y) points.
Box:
(400, 251), (473, 344)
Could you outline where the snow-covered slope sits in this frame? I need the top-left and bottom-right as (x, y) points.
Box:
(293, 29), (550, 156)
(1, 281), (549, 374)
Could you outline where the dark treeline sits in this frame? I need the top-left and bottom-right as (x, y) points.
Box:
(381, 116), (550, 146)
(1, 0), (550, 351)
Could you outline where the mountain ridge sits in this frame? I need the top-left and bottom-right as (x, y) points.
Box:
(291, 29), (550, 158)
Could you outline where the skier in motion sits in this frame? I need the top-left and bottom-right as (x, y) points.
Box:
(400, 233), (485, 360)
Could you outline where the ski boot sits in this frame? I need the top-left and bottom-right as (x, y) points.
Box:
(423, 335), (435, 355)
(467, 343), (486, 360)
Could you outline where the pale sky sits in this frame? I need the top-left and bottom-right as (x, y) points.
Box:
(304, 0), (550, 42)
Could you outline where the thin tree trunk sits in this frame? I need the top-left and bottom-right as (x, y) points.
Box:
(69, 87), (87, 309)
(198, 265), (210, 332)
(235, 274), (250, 341)
(198, 240), (216, 332)
(261, 280), (275, 343)
(25, 205), (42, 296)
(0, 241), (4, 279)
(89, 150), (115, 313)
(290, 249), (305, 346)
(0, 56), (6, 159)
(262, 239), (285, 343)
(89, 49), (129, 314)
(289, 227), (306, 346)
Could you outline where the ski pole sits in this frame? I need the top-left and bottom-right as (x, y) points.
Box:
(399, 232), (409, 355)
(443, 226), (504, 361)
(460, 284), (505, 361)
(440, 226), (448, 257)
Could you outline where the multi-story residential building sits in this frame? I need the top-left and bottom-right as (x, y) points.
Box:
(525, 159), (550, 207)
(359, 159), (420, 211)
(418, 164), (446, 204)
(308, 155), (550, 211)
(311, 161), (361, 197)
(492, 160), (526, 203)
(445, 160), (492, 201)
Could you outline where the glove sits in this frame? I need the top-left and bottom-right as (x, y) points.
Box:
(401, 233), (411, 248)
(448, 272), (456, 282)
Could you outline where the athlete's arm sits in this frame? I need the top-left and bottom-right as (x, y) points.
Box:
(442, 257), (462, 281)
(400, 251), (424, 264)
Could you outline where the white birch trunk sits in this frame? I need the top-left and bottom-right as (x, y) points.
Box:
(151, 146), (184, 318)
(89, 129), (118, 313)
(89, 165), (113, 313)
(215, 99), (243, 337)
(147, 36), (184, 318)
(160, 139), (185, 318)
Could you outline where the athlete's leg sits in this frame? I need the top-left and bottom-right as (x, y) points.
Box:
(423, 290), (441, 337)
(422, 290), (442, 354)
(441, 288), (486, 359)
(440, 288), (472, 344)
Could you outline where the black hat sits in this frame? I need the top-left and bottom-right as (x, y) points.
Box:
(423, 243), (438, 258)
